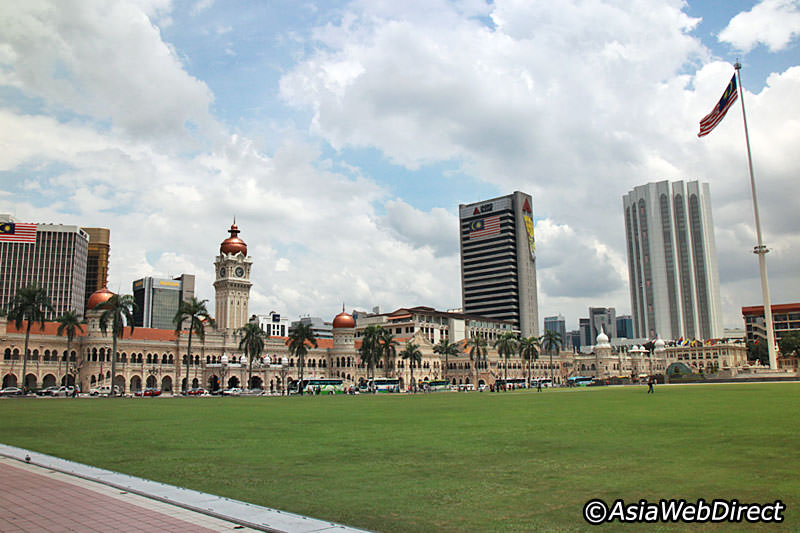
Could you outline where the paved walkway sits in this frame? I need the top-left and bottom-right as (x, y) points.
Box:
(0, 445), (368, 533)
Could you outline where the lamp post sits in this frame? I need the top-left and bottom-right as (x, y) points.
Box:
(281, 356), (288, 396)
(146, 365), (161, 396)
(239, 354), (247, 389)
(220, 353), (229, 392)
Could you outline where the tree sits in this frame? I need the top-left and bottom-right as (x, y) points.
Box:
(359, 325), (382, 384)
(56, 310), (85, 387)
(237, 322), (267, 390)
(747, 340), (768, 365)
(466, 334), (488, 390)
(494, 331), (519, 387)
(379, 327), (398, 377)
(400, 341), (422, 392)
(288, 321), (317, 395)
(98, 294), (137, 396)
(540, 329), (563, 383)
(7, 285), (54, 393)
(518, 336), (541, 387)
(174, 297), (214, 393)
(778, 332), (800, 358)
(433, 338), (460, 381)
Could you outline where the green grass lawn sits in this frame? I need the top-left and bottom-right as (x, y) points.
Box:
(1, 383), (798, 532)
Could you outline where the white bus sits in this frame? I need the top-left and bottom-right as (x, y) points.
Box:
(293, 378), (344, 395)
(370, 377), (401, 393)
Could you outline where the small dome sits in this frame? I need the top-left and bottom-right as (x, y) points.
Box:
(87, 287), (114, 310)
(654, 337), (666, 350)
(596, 327), (609, 345)
(239, 355), (247, 365)
(332, 306), (355, 329)
(221, 354), (229, 365)
(220, 221), (247, 255)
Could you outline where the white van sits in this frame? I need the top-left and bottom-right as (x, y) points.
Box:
(89, 385), (120, 396)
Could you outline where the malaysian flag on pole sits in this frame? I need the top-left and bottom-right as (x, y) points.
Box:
(0, 222), (37, 243)
(698, 74), (738, 137)
(469, 215), (501, 239)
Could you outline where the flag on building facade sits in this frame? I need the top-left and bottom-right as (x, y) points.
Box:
(468, 215), (501, 239)
(0, 222), (37, 243)
(698, 74), (738, 137)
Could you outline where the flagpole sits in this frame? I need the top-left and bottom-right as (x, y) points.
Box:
(734, 62), (777, 370)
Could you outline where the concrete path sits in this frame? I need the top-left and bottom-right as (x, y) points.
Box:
(0, 444), (369, 533)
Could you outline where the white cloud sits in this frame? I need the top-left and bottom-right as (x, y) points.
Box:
(0, 0), (218, 147)
(719, 0), (800, 52)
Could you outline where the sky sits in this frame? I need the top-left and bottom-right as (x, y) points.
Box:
(1, 0), (798, 332)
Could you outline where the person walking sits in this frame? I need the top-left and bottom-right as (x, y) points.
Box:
(537, 379), (542, 392)
(647, 376), (655, 394)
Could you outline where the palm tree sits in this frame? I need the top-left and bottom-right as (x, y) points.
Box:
(494, 331), (519, 388)
(540, 329), (563, 384)
(288, 321), (317, 395)
(466, 333), (488, 390)
(174, 297), (214, 394)
(7, 285), (54, 393)
(98, 294), (137, 396)
(56, 310), (85, 387)
(400, 341), (422, 393)
(518, 336), (541, 387)
(433, 338), (460, 381)
(359, 325), (382, 384)
(237, 322), (267, 390)
(379, 327), (398, 377)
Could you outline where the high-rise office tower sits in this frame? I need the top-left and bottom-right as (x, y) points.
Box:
(588, 307), (616, 339)
(459, 191), (539, 337)
(543, 314), (566, 342)
(81, 227), (110, 310)
(0, 215), (88, 319)
(616, 315), (634, 339)
(623, 180), (723, 340)
(132, 274), (195, 329)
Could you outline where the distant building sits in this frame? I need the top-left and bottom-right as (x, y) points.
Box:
(0, 214), (88, 319)
(566, 330), (582, 352)
(459, 191), (539, 337)
(292, 316), (333, 339)
(132, 275), (195, 329)
(579, 318), (592, 348)
(355, 306), (516, 344)
(616, 315), (634, 339)
(623, 180), (723, 340)
(742, 303), (800, 345)
(589, 307), (616, 340)
(81, 227), (110, 312)
(543, 315), (566, 342)
(252, 311), (289, 338)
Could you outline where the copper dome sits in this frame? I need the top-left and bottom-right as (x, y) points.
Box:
(221, 221), (247, 255)
(332, 306), (355, 329)
(87, 286), (114, 310)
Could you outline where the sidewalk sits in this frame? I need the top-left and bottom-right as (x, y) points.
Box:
(0, 445), (368, 533)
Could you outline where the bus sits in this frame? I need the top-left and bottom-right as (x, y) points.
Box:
(532, 377), (553, 388)
(495, 378), (527, 390)
(568, 376), (594, 387)
(425, 380), (450, 392)
(294, 378), (345, 395)
(371, 377), (401, 393)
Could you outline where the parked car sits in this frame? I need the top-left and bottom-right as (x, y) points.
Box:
(0, 387), (23, 397)
(36, 386), (60, 396)
(222, 387), (242, 396)
(185, 388), (207, 396)
(135, 388), (162, 397)
(50, 386), (75, 397)
(89, 385), (120, 396)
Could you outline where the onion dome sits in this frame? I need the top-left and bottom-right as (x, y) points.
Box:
(596, 326), (610, 346)
(87, 286), (114, 310)
(654, 337), (666, 351)
(221, 354), (229, 365)
(332, 305), (355, 329)
(220, 220), (247, 255)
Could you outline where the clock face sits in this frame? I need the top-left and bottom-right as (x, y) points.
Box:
(219, 267), (226, 277)
(235, 267), (245, 277)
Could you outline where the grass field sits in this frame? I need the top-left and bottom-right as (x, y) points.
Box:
(1, 383), (798, 531)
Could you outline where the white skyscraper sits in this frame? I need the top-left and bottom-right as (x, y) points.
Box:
(623, 181), (723, 340)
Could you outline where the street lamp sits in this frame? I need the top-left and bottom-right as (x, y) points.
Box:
(281, 356), (289, 396)
(220, 353), (229, 392)
(239, 354), (247, 389)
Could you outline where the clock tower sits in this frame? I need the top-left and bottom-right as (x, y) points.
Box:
(214, 221), (253, 331)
